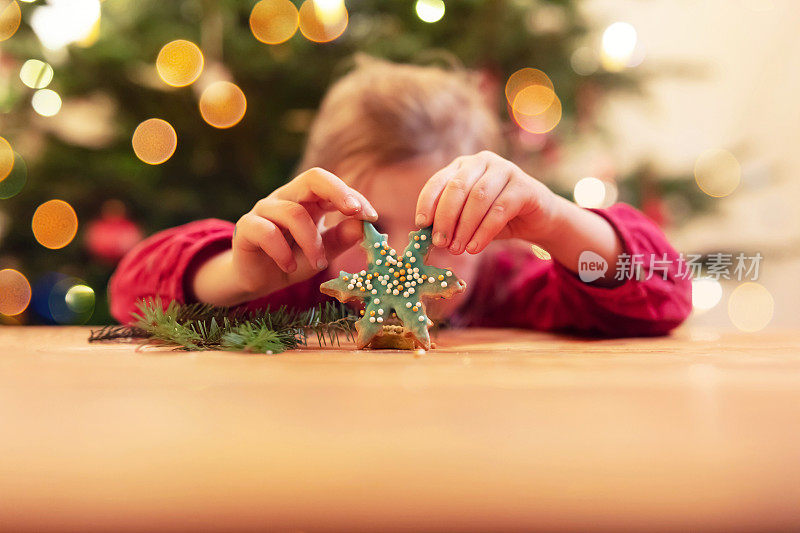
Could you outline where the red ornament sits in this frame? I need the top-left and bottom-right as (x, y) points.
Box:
(84, 200), (143, 264)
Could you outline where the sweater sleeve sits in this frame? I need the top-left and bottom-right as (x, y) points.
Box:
(458, 203), (692, 337)
(108, 219), (235, 324)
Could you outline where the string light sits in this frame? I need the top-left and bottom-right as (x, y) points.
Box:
(728, 282), (773, 332)
(32, 199), (79, 249)
(505, 68), (554, 108)
(30, 0), (101, 50)
(156, 39), (204, 87)
(694, 148), (741, 198)
(199, 81), (247, 129)
(298, 0), (348, 43)
(250, 0), (299, 44)
(573, 177), (606, 208)
(512, 94), (562, 134)
(601, 22), (637, 71)
(0, 136), (13, 182)
(132, 118), (177, 165)
(415, 0), (445, 23)
(691, 278), (723, 312)
(0, 268), (31, 316)
(0, 0), (21, 42)
(31, 89), (62, 117)
(19, 59), (55, 89)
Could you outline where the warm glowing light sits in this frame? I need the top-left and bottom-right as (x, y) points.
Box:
(505, 68), (554, 108)
(31, 89), (62, 117)
(570, 46), (599, 76)
(512, 93), (562, 134)
(32, 199), (79, 249)
(694, 148), (741, 198)
(250, 0), (299, 44)
(20, 59), (55, 89)
(512, 85), (555, 116)
(573, 177), (606, 208)
(298, 0), (348, 43)
(156, 39), (204, 87)
(0, 151), (26, 199)
(0, 0), (20, 41)
(199, 81), (247, 129)
(0, 269), (31, 316)
(601, 22), (637, 71)
(415, 0), (445, 23)
(531, 244), (551, 261)
(132, 118), (178, 165)
(692, 278), (723, 312)
(0, 136), (13, 183)
(728, 282), (773, 332)
(30, 0), (101, 50)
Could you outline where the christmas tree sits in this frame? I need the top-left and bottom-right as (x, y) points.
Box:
(0, 0), (703, 324)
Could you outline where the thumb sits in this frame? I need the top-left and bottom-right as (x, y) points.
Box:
(321, 217), (364, 261)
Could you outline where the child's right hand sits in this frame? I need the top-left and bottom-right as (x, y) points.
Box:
(228, 168), (377, 299)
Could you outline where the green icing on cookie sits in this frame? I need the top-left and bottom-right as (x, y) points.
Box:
(320, 221), (466, 350)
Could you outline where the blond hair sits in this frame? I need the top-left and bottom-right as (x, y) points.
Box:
(299, 57), (502, 182)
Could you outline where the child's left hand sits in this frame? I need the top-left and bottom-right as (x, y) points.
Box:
(414, 151), (560, 254)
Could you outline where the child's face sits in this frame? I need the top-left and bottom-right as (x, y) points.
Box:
(328, 157), (479, 319)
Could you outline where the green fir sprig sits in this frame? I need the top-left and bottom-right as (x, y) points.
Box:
(89, 298), (357, 354)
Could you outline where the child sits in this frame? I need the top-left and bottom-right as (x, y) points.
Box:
(110, 59), (691, 337)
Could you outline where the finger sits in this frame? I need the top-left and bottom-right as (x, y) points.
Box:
(466, 183), (527, 254)
(414, 159), (461, 229)
(431, 159), (488, 248)
(253, 199), (327, 271)
(235, 214), (296, 273)
(449, 167), (511, 254)
(321, 217), (364, 260)
(295, 167), (378, 220)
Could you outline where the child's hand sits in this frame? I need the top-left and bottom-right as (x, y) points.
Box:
(231, 168), (377, 296)
(414, 151), (559, 254)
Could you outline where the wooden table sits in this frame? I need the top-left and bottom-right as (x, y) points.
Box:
(1, 326), (799, 532)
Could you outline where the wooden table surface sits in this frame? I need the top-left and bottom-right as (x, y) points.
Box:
(1, 326), (799, 532)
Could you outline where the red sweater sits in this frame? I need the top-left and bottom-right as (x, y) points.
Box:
(109, 204), (691, 337)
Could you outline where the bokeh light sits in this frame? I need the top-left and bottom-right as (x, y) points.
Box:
(573, 177), (606, 208)
(512, 84), (555, 116)
(570, 46), (599, 76)
(0, 152), (27, 199)
(63, 283), (95, 322)
(601, 22), (637, 71)
(199, 81), (247, 129)
(512, 94), (562, 134)
(0, 268), (32, 316)
(30, 0), (101, 50)
(31, 88), (62, 116)
(156, 39), (204, 87)
(0, 136), (13, 182)
(0, 0), (21, 42)
(19, 59), (54, 89)
(505, 68), (554, 108)
(694, 148), (741, 198)
(728, 282), (774, 332)
(691, 278), (723, 312)
(132, 118), (178, 165)
(31, 199), (79, 249)
(415, 0), (445, 23)
(250, 0), (299, 45)
(298, 0), (348, 43)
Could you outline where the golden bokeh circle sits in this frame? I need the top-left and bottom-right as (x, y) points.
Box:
(31, 88), (62, 117)
(298, 0), (348, 43)
(19, 59), (54, 89)
(505, 68), (554, 108)
(250, 0), (299, 45)
(0, 0), (21, 42)
(156, 39), (205, 87)
(199, 81), (247, 129)
(512, 84), (556, 116)
(0, 136), (13, 183)
(694, 148), (741, 198)
(728, 282), (774, 332)
(132, 118), (178, 165)
(32, 199), (79, 250)
(512, 93), (562, 134)
(0, 268), (31, 316)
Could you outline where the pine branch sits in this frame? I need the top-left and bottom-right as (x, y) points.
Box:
(89, 298), (357, 354)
